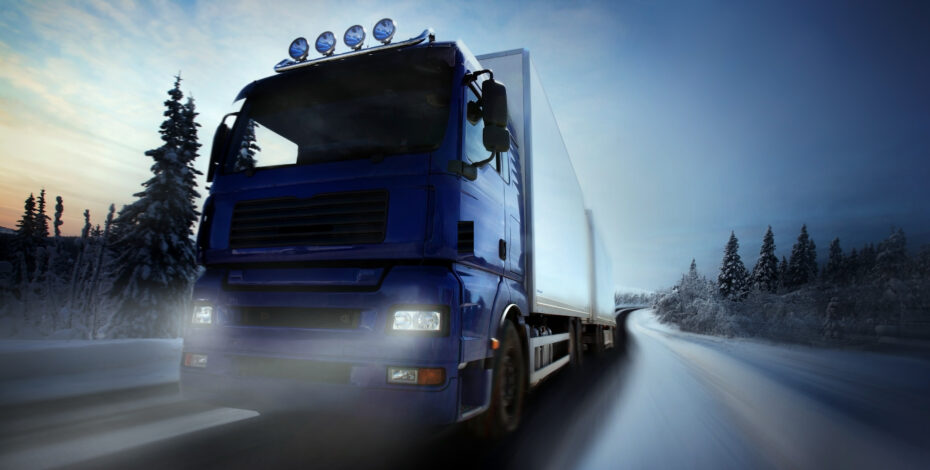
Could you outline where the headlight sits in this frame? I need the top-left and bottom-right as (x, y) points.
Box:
(192, 305), (213, 325)
(391, 310), (442, 332)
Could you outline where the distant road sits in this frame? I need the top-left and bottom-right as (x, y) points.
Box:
(2, 310), (929, 469)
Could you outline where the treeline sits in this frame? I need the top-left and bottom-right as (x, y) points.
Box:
(0, 75), (202, 339)
(656, 225), (930, 344)
(716, 225), (928, 300)
(0, 189), (116, 338)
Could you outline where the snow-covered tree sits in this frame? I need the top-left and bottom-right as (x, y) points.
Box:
(823, 238), (845, 284)
(847, 248), (859, 282)
(778, 256), (788, 289)
(107, 75), (201, 338)
(786, 224), (814, 289)
(718, 231), (749, 300)
(916, 245), (930, 277)
(807, 239), (818, 281)
(750, 226), (779, 293)
(234, 119), (260, 172)
(858, 243), (877, 279)
(875, 228), (908, 281)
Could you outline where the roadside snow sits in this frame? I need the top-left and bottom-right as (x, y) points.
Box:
(0, 338), (182, 406)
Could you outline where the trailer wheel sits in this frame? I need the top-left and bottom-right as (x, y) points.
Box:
(473, 321), (526, 438)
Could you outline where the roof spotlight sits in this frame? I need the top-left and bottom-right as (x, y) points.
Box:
(343, 24), (366, 50)
(315, 31), (336, 56)
(288, 37), (309, 61)
(373, 18), (396, 44)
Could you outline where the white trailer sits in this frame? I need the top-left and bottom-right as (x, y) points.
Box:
(477, 49), (616, 382)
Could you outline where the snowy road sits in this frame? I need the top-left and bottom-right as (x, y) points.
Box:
(2, 309), (928, 469)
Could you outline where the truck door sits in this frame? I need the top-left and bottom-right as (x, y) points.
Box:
(459, 86), (506, 274)
(504, 141), (525, 278)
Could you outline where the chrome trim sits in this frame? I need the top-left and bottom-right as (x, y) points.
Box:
(274, 28), (434, 73)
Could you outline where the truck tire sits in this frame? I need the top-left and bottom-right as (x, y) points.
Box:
(473, 321), (526, 438)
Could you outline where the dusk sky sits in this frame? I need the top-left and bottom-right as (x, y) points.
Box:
(1, 0), (928, 291)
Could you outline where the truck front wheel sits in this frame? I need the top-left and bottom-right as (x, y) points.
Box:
(472, 321), (526, 438)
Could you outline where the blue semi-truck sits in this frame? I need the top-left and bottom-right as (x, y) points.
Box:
(181, 21), (617, 436)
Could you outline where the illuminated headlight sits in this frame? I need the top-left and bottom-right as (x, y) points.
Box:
(372, 18), (396, 44)
(343, 24), (365, 50)
(192, 305), (213, 325)
(288, 37), (309, 61)
(315, 31), (336, 56)
(392, 310), (441, 332)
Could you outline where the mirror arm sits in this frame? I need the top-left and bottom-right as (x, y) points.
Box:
(462, 69), (493, 87)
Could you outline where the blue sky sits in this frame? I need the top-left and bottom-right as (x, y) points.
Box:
(0, 0), (928, 290)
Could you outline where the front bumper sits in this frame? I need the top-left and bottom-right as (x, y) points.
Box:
(180, 265), (464, 425)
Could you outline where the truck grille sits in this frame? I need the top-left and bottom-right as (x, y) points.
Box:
(232, 306), (361, 329)
(229, 190), (388, 249)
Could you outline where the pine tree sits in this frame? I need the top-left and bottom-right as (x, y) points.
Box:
(823, 238), (845, 284)
(750, 226), (779, 292)
(786, 224), (812, 289)
(875, 228), (908, 281)
(847, 248), (859, 282)
(718, 231), (749, 300)
(688, 259), (698, 281)
(807, 239), (818, 282)
(859, 243), (877, 279)
(234, 119), (260, 172)
(777, 255), (787, 284)
(54, 196), (64, 238)
(107, 75), (200, 338)
(36, 189), (50, 239)
(15, 193), (39, 281)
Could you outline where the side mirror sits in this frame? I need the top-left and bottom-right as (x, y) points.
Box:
(481, 78), (510, 152)
(206, 116), (234, 183)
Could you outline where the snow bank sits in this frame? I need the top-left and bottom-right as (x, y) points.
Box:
(0, 338), (182, 406)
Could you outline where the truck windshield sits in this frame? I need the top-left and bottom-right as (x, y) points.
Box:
(227, 47), (454, 172)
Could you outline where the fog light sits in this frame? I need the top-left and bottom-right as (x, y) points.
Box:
(183, 353), (208, 368)
(388, 367), (417, 384)
(192, 305), (213, 325)
(387, 367), (445, 385)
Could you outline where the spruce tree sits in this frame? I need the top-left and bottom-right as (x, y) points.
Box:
(875, 228), (908, 281)
(807, 239), (818, 282)
(15, 194), (39, 279)
(824, 238), (845, 284)
(234, 119), (260, 172)
(778, 256), (788, 289)
(36, 189), (50, 239)
(718, 231), (749, 300)
(54, 196), (64, 238)
(750, 226), (779, 292)
(847, 248), (859, 282)
(787, 224), (812, 289)
(108, 75), (201, 338)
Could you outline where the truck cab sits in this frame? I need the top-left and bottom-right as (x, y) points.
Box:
(182, 28), (531, 431)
